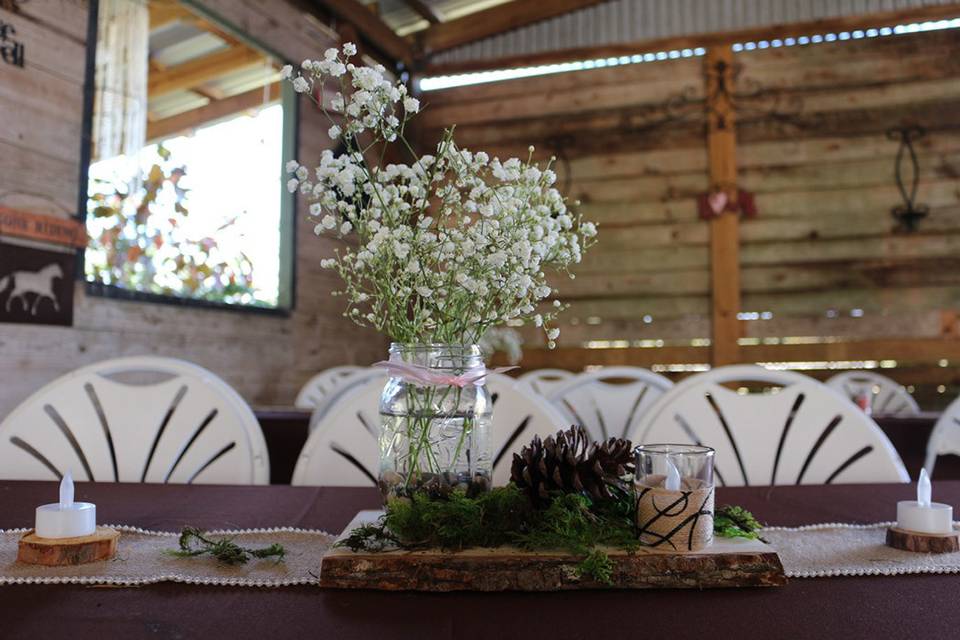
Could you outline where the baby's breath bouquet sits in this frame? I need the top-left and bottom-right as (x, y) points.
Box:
(284, 44), (596, 499)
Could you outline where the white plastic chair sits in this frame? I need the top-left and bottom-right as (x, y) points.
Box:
(517, 368), (575, 396)
(0, 357), (269, 484)
(546, 367), (674, 442)
(292, 372), (568, 487)
(307, 367), (387, 430)
(294, 365), (365, 409)
(825, 371), (920, 416)
(924, 395), (960, 477)
(634, 365), (909, 486)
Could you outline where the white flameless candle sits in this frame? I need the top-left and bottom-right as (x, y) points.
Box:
(664, 458), (681, 491)
(896, 468), (954, 535)
(35, 471), (96, 539)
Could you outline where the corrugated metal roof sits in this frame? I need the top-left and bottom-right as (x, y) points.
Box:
(430, 0), (957, 63)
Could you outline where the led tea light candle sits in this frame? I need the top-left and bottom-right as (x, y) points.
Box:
(17, 471), (119, 566)
(886, 468), (959, 554)
(35, 471), (96, 539)
(635, 444), (715, 552)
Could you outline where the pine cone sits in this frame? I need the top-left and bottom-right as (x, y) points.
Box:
(510, 426), (635, 504)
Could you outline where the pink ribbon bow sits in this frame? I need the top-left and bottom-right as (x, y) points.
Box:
(373, 360), (517, 388)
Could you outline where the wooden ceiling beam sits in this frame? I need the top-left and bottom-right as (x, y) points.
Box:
(403, 0), (443, 24)
(148, 2), (192, 30)
(149, 46), (265, 97)
(147, 83), (281, 142)
(417, 0), (610, 56)
(423, 2), (960, 73)
(316, 0), (414, 67)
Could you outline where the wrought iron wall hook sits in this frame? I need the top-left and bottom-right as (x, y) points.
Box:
(887, 125), (929, 232)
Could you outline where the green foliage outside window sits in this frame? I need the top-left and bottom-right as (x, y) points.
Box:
(85, 145), (260, 305)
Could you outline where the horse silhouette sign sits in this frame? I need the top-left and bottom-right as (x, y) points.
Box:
(0, 242), (73, 326)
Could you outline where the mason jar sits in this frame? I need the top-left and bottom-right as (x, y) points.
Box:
(378, 344), (493, 501)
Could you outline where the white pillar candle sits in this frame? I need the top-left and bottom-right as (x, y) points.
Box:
(896, 468), (954, 535)
(35, 471), (96, 539)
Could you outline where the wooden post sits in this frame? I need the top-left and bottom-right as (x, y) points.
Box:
(705, 46), (741, 366)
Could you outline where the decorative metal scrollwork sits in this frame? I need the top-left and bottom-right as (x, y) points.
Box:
(617, 61), (818, 138)
(887, 126), (928, 233)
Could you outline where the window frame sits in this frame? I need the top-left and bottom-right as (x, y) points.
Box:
(77, 0), (298, 317)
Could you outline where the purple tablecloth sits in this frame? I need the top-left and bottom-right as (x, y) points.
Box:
(1, 480), (959, 639)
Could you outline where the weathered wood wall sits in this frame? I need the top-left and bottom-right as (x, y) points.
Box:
(0, 0), (386, 420)
(419, 54), (713, 345)
(418, 27), (960, 398)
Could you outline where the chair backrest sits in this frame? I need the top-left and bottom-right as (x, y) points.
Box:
(825, 371), (920, 416)
(925, 395), (960, 477)
(634, 365), (909, 486)
(308, 367), (387, 430)
(517, 368), (575, 396)
(546, 367), (674, 441)
(292, 372), (568, 487)
(294, 365), (365, 409)
(0, 357), (269, 484)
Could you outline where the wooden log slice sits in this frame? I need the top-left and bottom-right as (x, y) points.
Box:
(886, 526), (960, 554)
(17, 527), (120, 566)
(320, 512), (787, 592)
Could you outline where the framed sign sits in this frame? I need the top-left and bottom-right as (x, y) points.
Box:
(0, 242), (74, 326)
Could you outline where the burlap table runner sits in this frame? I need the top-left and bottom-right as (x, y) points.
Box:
(3, 522), (960, 586)
(763, 522), (960, 578)
(0, 526), (334, 587)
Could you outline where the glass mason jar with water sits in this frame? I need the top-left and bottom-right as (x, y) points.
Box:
(378, 344), (493, 500)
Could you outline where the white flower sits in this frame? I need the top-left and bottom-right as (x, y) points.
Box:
(286, 178), (299, 193)
(285, 160), (299, 173)
(280, 65), (293, 79)
(320, 258), (336, 268)
(292, 77), (310, 93)
(281, 56), (595, 348)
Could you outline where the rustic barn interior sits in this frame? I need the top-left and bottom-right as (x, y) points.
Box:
(4, 0), (960, 415)
(5, 0), (960, 635)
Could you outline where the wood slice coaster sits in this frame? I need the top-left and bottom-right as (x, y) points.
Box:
(320, 511), (786, 592)
(17, 527), (120, 566)
(886, 526), (960, 554)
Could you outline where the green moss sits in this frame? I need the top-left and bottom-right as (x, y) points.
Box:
(337, 485), (762, 586)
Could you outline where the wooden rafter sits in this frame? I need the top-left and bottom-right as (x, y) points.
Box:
(148, 1), (191, 31)
(147, 83), (281, 142)
(315, 0), (414, 67)
(423, 2), (960, 73)
(403, 0), (443, 24)
(417, 0), (611, 56)
(149, 46), (266, 97)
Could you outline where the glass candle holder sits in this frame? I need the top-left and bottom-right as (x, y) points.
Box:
(634, 444), (715, 552)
